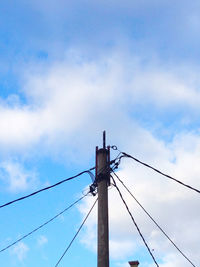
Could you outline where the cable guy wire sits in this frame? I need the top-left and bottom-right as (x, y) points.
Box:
(111, 176), (159, 267)
(0, 194), (87, 254)
(112, 171), (196, 267)
(55, 197), (98, 267)
(122, 151), (200, 194)
(0, 167), (95, 209)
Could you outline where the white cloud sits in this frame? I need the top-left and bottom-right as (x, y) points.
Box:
(0, 52), (200, 157)
(78, 195), (98, 253)
(130, 68), (200, 108)
(37, 235), (48, 247)
(11, 241), (29, 261)
(0, 161), (37, 192)
(109, 240), (136, 260)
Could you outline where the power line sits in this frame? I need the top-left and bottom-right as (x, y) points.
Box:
(121, 151), (200, 194)
(0, 167), (95, 209)
(0, 194), (87, 253)
(55, 197), (98, 267)
(111, 176), (159, 267)
(0, 155), (120, 210)
(112, 171), (196, 267)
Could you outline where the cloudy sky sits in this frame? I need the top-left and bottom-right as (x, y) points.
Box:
(0, 1), (200, 266)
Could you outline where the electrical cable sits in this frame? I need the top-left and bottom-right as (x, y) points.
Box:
(111, 175), (159, 267)
(0, 167), (95, 209)
(112, 171), (196, 267)
(121, 151), (200, 195)
(0, 194), (88, 253)
(54, 152), (120, 265)
(89, 153), (122, 196)
(55, 197), (98, 267)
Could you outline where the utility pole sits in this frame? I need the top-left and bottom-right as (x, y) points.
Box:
(96, 131), (110, 267)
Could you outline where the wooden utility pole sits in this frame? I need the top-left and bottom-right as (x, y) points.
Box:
(96, 131), (110, 267)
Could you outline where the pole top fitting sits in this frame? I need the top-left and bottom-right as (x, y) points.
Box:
(103, 130), (106, 149)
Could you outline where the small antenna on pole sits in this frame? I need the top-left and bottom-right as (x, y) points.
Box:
(103, 131), (106, 149)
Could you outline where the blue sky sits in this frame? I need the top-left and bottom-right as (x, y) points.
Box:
(0, 1), (200, 266)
